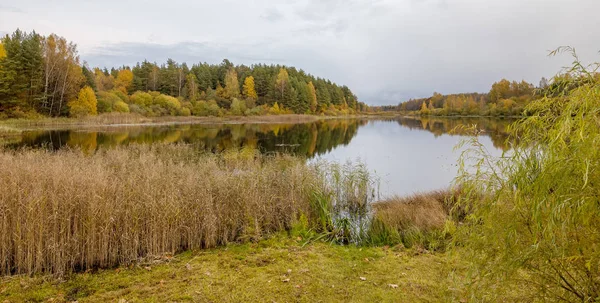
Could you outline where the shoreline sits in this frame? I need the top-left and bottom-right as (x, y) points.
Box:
(0, 114), (375, 132)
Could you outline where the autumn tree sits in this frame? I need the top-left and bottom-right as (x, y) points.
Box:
(115, 69), (133, 93)
(275, 68), (289, 100)
(420, 101), (429, 115)
(0, 42), (5, 59)
(184, 73), (199, 101)
(242, 76), (257, 101)
(94, 68), (114, 92)
(224, 68), (240, 99)
(40, 34), (85, 116)
(489, 79), (511, 102)
(307, 81), (317, 113)
(68, 86), (97, 117)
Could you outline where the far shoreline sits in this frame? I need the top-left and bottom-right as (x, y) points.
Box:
(0, 112), (519, 133)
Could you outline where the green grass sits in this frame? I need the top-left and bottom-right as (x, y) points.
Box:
(0, 235), (467, 303)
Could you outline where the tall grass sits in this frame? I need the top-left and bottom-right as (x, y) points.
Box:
(368, 189), (463, 250)
(0, 145), (334, 276)
(308, 161), (377, 244)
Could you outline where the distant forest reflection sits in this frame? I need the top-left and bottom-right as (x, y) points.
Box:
(394, 116), (515, 150)
(7, 117), (515, 156)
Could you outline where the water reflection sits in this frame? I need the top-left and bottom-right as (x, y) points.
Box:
(7, 117), (515, 156)
(5, 117), (515, 196)
(11, 120), (367, 156)
(394, 116), (514, 150)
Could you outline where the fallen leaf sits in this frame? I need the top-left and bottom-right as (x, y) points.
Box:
(295, 285), (302, 288)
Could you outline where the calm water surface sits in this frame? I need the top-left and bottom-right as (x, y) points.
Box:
(5, 117), (513, 197)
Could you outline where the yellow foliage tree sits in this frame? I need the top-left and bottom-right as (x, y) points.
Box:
(269, 102), (281, 115)
(224, 68), (240, 99)
(216, 83), (228, 99)
(307, 81), (317, 113)
(94, 68), (114, 92)
(242, 76), (257, 101)
(275, 68), (289, 99)
(420, 101), (429, 115)
(68, 86), (98, 117)
(0, 42), (6, 60)
(115, 69), (133, 93)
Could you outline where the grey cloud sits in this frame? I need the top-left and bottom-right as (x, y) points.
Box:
(85, 41), (286, 68)
(4, 0), (600, 106)
(262, 8), (284, 22)
(0, 4), (24, 13)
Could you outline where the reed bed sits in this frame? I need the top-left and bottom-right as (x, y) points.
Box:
(0, 142), (455, 277)
(0, 145), (323, 276)
(368, 189), (464, 249)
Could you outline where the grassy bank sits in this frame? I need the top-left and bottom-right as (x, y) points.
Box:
(0, 113), (325, 129)
(0, 235), (467, 303)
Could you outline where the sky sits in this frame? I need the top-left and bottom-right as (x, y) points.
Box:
(1, 0), (599, 105)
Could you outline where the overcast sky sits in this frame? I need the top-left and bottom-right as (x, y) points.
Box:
(1, 0), (599, 105)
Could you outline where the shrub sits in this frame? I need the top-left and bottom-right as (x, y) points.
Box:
(268, 102), (282, 115)
(128, 103), (147, 116)
(97, 91), (122, 113)
(230, 98), (246, 115)
(111, 89), (129, 103)
(178, 107), (191, 116)
(153, 94), (181, 115)
(245, 105), (269, 116)
(113, 100), (130, 113)
(192, 100), (222, 116)
(129, 91), (153, 107)
(68, 86), (97, 117)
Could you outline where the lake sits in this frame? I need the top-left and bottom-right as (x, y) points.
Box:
(3, 117), (513, 197)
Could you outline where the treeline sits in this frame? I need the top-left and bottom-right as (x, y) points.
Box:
(0, 29), (369, 119)
(389, 79), (540, 116)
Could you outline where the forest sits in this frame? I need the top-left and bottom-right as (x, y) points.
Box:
(0, 29), (369, 119)
(385, 78), (548, 116)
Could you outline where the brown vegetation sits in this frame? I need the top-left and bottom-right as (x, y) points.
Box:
(368, 188), (466, 249)
(0, 145), (321, 276)
(372, 189), (463, 231)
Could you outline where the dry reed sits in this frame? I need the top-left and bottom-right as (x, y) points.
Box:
(0, 144), (319, 276)
(372, 190), (453, 232)
(367, 189), (466, 249)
